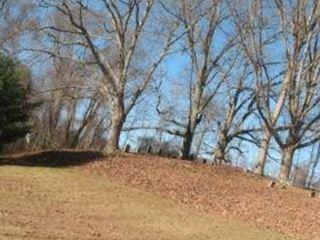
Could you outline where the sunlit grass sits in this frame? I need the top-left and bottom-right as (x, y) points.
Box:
(0, 166), (294, 240)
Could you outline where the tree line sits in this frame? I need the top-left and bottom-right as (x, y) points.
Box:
(1, 0), (320, 187)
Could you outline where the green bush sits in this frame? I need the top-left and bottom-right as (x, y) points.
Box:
(0, 53), (34, 150)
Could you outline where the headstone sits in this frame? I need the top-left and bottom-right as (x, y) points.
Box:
(309, 191), (316, 198)
(147, 145), (153, 154)
(268, 181), (276, 188)
(125, 144), (131, 153)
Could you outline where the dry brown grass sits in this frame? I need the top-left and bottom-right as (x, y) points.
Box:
(0, 164), (294, 240)
(82, 153), (320, 240)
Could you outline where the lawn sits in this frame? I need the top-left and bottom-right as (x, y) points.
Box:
(0, 165), (295, 240)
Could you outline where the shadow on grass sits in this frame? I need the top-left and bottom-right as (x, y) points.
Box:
(0, 150), (104, 168)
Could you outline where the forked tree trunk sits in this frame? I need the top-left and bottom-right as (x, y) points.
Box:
(254, 130), (271, 175)
(181, 104), (200, 160)
(278, 146), (295, 184)
(254, 70), (292, 175)
(106, 101), (125, 152)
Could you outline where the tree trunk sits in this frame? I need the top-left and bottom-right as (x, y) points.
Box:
(254, 130), (271, 175)
(278, 146), (295, 184)
(308, 143), (320, 188)
(213, 131), (228, 165)
(181, 125), (194, 160)
(106, 101), (125, 152)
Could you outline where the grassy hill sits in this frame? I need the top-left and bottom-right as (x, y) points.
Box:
(0, 163), (294, 240)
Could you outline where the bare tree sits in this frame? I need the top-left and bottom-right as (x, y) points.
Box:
(256, 0), (320, 183)
(212, 60), (256, 165)
(0, 0), (38, 55)
(38, 0), (179, 152)
(229, 0), (320, 183)
(158, 0), (236, 159)
(28, 44), (109, 150)
(0, 0), (7, 11)
(307, 142), (320, 188)
(227, 0), (284, 175)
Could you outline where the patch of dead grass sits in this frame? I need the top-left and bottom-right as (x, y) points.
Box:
(0, 165), (293, 240)
(82, 154), (320, 240)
